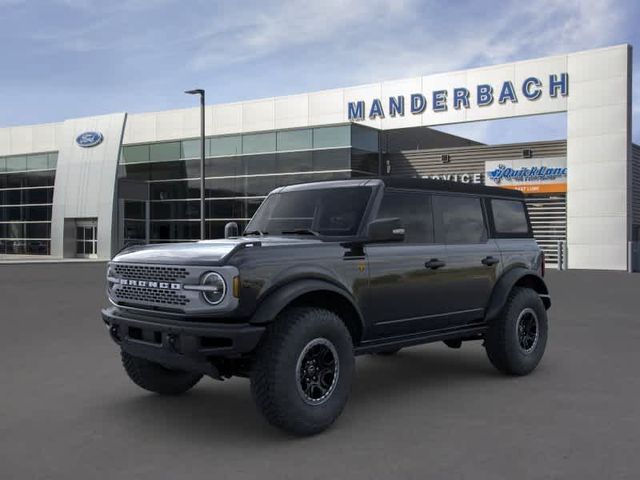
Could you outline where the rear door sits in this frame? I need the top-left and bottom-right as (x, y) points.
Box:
(432, 194), (500, 327)
(364, 189), (450, 337)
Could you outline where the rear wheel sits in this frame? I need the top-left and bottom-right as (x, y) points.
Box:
(484, 287), (548, 376)
(250, 307), (354, 436)
(121, 351), (203, 395)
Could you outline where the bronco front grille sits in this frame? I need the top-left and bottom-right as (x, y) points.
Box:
(113, 264), (189, 283)
(114, 284), (190, 306)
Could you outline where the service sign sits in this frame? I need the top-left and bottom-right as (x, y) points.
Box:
(425, 173), (483, 184)
(485, 157), (567, 194)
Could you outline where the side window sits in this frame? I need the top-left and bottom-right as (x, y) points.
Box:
(376, 190), (434, 243)
(491, 199), (530, 235)
(433, 195), (487, 244)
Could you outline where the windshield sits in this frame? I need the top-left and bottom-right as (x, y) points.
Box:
(245, 186), (373, 237)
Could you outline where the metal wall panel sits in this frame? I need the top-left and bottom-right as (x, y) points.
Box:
(632, 144), (640, 227)
(386, 140), (567, 177)
(385, 140), (568, 267)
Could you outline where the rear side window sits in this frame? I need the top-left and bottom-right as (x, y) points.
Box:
(491, 199), (530, 235)
(433, 195), (487, 244)
(376, 190), (434, 243)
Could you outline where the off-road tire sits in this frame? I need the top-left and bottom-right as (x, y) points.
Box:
(250, 307), (354, 436)
(121, 350), (203, 395)
(485, 287), (548, 376)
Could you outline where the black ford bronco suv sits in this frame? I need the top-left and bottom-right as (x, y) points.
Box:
(102, 177), (550, 435)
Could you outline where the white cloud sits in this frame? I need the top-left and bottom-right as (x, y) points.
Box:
(186, 0), (624, 80)
(52, 0), (173, 12)
(189, 0), (418, 71)
(350, 0), (624, 82)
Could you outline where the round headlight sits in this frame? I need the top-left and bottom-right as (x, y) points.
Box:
(201, 272), (226, 305)
(107, 266), (116, 294)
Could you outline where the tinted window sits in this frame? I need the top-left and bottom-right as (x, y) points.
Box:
(491, 199), (530, 235)
(434, 195), (487, 244)
(242, 133), (276, 154)
(312, 149), (350, 171)
(27, 154), (49, 171)
(149, 142), (180, 162)
(180, 139), (201, 159)
(246, 186), (372, 237)
(376, 190), (433, 243)
(313, 126), (350, 149)
(277, 129), (312, 151)
(121, 145), (150, 164)
(209, 136), (241, 156)
(6, 156), (27, 172)
(276, 151), (312, 173)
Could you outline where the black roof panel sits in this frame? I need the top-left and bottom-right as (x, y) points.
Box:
(379, 176), (524, 198)
(277, 177), (524, 199)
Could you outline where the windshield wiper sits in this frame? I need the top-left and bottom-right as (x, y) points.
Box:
(281, 228), (320, 237)
(244, 229), (268, 236)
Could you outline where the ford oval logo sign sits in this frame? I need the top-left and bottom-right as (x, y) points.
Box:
(76, 131), (103, 148)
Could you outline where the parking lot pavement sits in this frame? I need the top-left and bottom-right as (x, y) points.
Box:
(0, 263), (639, 480)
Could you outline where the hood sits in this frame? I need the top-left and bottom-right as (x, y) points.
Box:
(112, 236), (324, 265)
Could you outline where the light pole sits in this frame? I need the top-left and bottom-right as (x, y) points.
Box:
(185, 88), (206, 240)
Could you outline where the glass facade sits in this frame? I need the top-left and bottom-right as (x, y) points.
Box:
(0, 152), (57, 255)
(118, 124), (380, 246)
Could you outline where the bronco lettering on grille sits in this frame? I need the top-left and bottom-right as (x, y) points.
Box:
(118, 279), (182, 290)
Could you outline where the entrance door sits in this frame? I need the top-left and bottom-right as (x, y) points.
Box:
(76, 222), (97, 258)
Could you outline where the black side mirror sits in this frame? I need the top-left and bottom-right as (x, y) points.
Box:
(367, 218), (405, 243)
(224, 222), (239, 238)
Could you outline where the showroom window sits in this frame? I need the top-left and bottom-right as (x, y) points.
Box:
(277, 129), (313, 151)
(118, 124), (379, 246)
(0, 152), (57, 255)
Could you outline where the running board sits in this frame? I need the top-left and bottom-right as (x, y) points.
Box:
(354, 323), (488, 355)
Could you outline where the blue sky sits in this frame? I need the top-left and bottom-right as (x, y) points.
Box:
(0, 0), (638, 144)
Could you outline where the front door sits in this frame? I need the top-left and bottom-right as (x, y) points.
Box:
(363, 190), (450, 337)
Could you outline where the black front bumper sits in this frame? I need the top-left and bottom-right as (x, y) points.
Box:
(101, 306), (265, 377)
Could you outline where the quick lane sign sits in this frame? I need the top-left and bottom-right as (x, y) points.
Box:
(485, 157), (567, 194)
(348, 73), (568, 121)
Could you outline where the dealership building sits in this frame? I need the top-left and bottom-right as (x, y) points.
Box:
(0, 44), (637, 270)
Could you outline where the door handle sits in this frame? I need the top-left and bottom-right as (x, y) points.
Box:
(425, 258), (446, 269)
(481, 256), (500, 266)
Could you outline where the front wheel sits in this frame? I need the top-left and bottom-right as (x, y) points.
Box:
(484, 287), (548, 376)
(121, 351), (203, 395)
(250, 307), (354, 436)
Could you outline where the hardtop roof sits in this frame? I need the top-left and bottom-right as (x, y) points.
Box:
(379, 176), (524, 198)
(277, 177), (524, 199)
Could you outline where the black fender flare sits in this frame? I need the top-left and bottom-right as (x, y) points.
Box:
(249, 278), (365, 331)
(484, 268), (551, 322)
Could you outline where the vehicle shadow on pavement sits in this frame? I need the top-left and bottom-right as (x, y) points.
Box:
(97, 344), (499, 441)
(98, 381), (286, 443)
(352, 345), (498, 401)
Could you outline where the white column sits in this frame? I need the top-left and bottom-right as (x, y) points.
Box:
(566, 45), (632, 270)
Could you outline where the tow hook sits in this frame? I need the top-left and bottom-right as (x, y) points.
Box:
(109, 325), (121, 343)
(167, 333), (178, 352)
